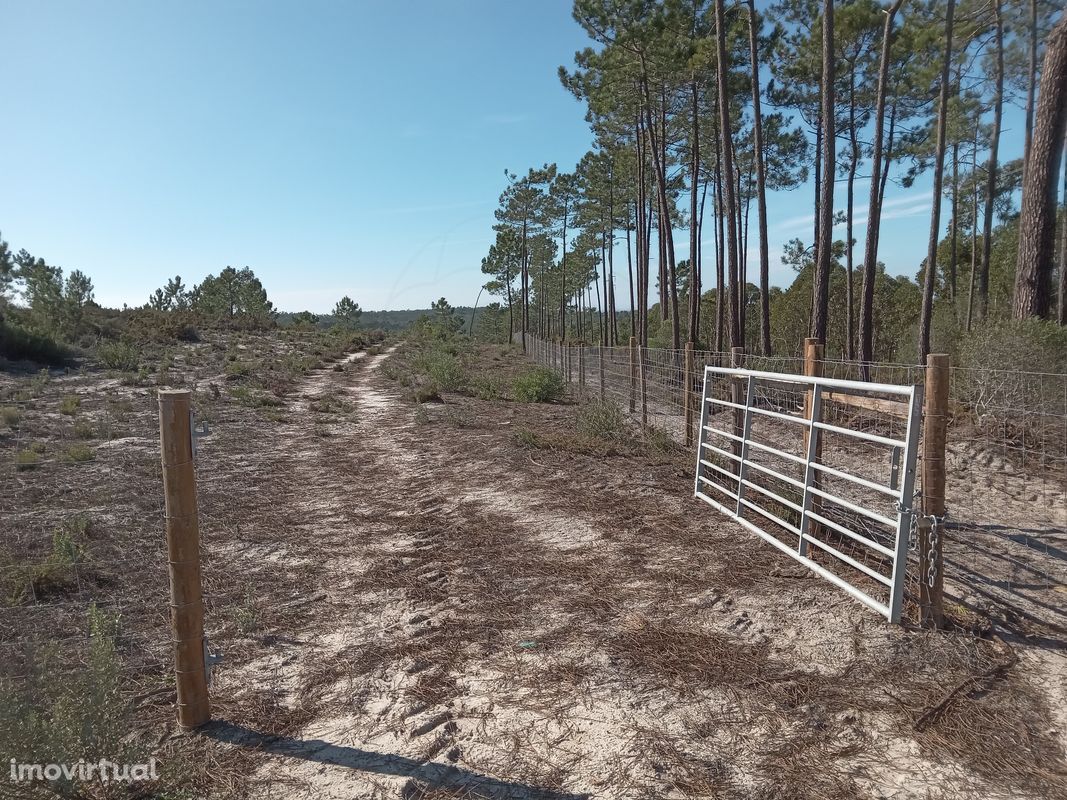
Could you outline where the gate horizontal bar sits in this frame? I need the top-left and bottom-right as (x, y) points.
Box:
(745, 458), (806, 490)
(702, 424), (743, 442)
(804, 508), (896, 557)
(738, 496), (801, 536)
(807, 485), (897, 528)
(808, 461), (899, 498)
(811, 420), (906, 449)
(801, 533), (893, 586)
(699, 458), (739, 481)
(697, 474), (735, 498)
(704, 366), (916, 398)
(700, 441), (742, 462)
(740, 478), (803, 513)
(696, 491), (891, 618)
(743, 438), (807, 468)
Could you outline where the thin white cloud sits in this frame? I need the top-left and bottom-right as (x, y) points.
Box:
(773, 192), (930, 233)
(846, 201), (932, 230)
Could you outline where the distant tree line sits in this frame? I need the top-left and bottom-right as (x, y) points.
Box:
(0, 237), (379, 363)
(0, 233), (97, 361)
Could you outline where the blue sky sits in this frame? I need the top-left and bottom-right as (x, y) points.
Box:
(1, 1), (1026, 313)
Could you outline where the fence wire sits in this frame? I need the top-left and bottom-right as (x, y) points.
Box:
(527, 337), (1067, 633)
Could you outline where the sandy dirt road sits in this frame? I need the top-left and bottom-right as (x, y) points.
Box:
(196, 345), (1067, 800)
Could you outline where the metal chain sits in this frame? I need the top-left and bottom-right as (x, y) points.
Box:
(896, 494), (922, 552)
(924, 513), (946, 588)
(895, 494), (947, 588)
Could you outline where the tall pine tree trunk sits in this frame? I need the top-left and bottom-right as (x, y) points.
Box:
(845, 60), (859, 361)
(979, 0), (1004, 319)
(559, 199), (569, 342)
(967, 120), (980, 331)
(520, 215), (529, 351)
(636, 114), (649, 345)
(1013, 13), (1067, 320)
(627, 202), (636, 337)
(747, 0), (772, 355)
(689, 79), (701, 345)
(715, 0), (742, 348)
(949, 140), (959, 304)
(714, 121), (726, 352)
(859, 0), (904, 372)
(813, 116), (822, 252)
(1059, 134), (1067, 325)
(1023, 0), (1038, 174)
(918, 0), (955, 362)
(697, 176), (708, 344)
(879, 102), (897, 211)
(811, 0), (835, 343)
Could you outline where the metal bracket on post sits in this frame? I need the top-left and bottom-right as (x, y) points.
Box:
(889, 446), (902, 491)
(203, 638), (223, 688)
(189, 411), (211, 460)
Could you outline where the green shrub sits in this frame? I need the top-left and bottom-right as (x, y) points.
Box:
(123, 308), (200, 343)
(2, 520), (88, 604)
(225, 359), (256, 379)
(512, 367), (565, 403)
(234, 584), (259, 634)
(0, 605), (136, 776)
(411, 382), (443, 404)
(59, 394), (81, 416)
(956, 319), (1067, 448)
(15, 450), (40, 471)
(0, 406), (21, 427)
(96, 340), (140, 371)
(230, 386), (282, 408)
(310, 392), (353, 414)
(413, 348), (468, 391)
(65, 444), (94, 463)
(513, 428), (541, 448)
(644, 426), (680, 455)
(470, 375), (506, 401)
(72, 419), (95, 439)
(577, 399), (625, 439)
(511, 426), (618, 456)
(957, 318), (1067, 376)
(0, 318), (69, 365)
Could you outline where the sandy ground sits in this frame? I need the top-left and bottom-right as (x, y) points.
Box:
(187, 345), (1067, 800)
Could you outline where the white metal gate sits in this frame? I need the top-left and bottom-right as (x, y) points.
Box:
(693, 365), (923, 622)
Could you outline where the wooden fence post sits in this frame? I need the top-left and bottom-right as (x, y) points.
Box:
(684, 342), (695, 447)
(628, 336), (637, 413)
(921, 353), (949, 628)
(803, 339), (824, 524)
(730, 347), (745, 468)
(158, 390), (210, 729)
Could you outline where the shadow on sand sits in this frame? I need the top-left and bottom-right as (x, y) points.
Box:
(202, 720), (590, 800)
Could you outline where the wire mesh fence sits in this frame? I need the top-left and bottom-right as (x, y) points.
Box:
(526, 336), (1067, 633)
